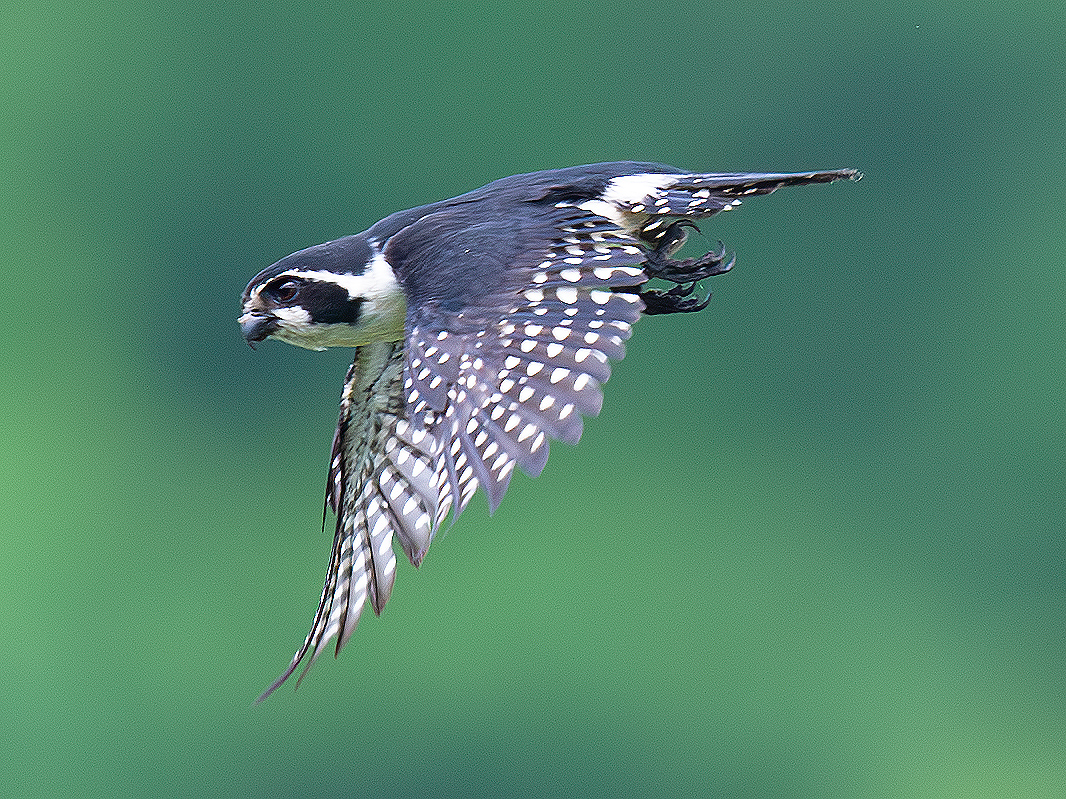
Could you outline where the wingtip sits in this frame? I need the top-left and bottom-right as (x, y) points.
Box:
(253, 662), (300, 705)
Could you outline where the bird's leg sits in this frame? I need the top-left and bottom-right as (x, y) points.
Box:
(615, 222), (735, 315)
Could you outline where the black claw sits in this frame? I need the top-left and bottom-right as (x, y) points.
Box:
(664, 219), (702, 241)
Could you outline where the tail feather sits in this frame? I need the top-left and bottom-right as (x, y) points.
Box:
(633, 168), (861, 218)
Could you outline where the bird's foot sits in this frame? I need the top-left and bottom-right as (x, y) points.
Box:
(616, 234), (734, 315)
(643, 239), (736, 284)
(613, 281), (712, 315)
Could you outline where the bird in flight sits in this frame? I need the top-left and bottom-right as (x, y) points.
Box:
(240, 161), (859, 700)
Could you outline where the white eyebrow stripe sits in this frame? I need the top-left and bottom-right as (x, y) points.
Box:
(283, 251), (400, 301)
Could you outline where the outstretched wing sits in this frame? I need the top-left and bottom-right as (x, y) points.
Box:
(256, 340), (420, 701)
(387, 201), (652, 526)
(257, 201), (651, 699)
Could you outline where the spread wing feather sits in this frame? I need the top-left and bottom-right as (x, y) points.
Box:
(257, 205), (649, 699)
(257, 341), (425, 702)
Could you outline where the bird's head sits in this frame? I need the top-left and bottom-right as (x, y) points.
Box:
(240, 235), (407, 351)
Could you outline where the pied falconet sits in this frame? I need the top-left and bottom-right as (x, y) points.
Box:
(239, 161), (860, 700)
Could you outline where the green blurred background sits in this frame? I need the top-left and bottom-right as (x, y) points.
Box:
(2, 2), (1064, 797)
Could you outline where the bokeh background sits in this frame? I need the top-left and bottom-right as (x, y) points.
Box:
(3, 2), (1064, 797)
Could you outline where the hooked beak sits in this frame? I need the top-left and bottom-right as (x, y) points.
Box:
(239, 312), (279, 348)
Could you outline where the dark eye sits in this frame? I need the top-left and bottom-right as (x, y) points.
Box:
(267, 279), (301, 303)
